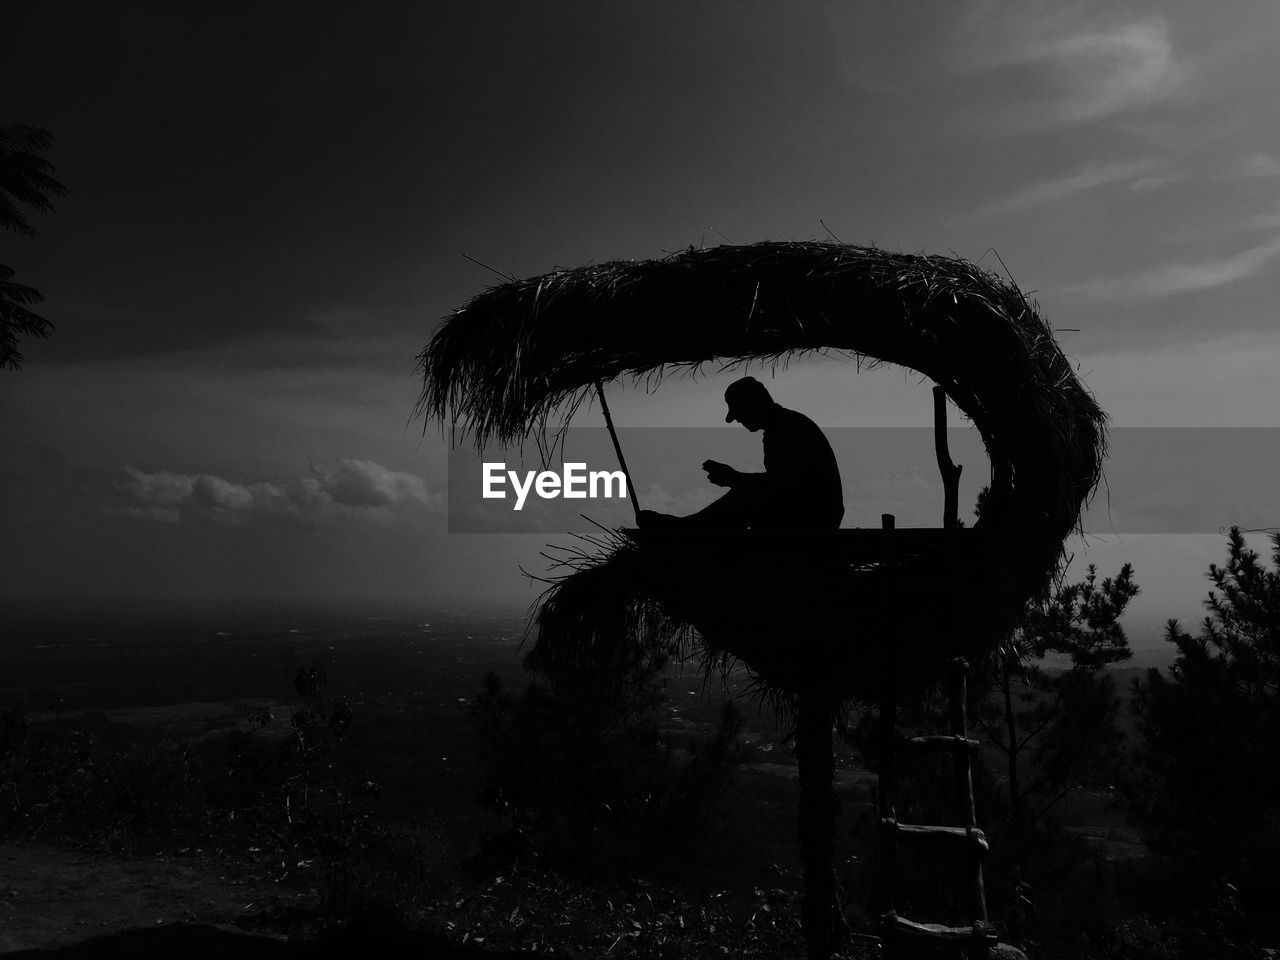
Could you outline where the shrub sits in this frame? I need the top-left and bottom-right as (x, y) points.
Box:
(471, 670), (744, 879)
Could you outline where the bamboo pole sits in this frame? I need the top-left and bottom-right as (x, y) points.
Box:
(594, 380), (641, 521)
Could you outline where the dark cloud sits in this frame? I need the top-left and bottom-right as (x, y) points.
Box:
(2, 3), (856, 364)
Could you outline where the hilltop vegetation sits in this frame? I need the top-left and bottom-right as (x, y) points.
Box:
(2, 532), (1278, 956)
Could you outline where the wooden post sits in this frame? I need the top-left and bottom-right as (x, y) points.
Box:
(878, 513), (899, 959)
(934, 385), (992, 958)
(797, 690), (838, 960)
(932, 385), (962, 532)
(594, 380), (641, 521)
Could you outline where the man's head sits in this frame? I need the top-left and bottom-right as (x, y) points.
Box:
(724, 376), (775, 431)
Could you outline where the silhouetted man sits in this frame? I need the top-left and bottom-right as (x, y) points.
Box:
(638, 376), (844, 531)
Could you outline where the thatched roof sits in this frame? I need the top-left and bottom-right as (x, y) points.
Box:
(418, 241), (1107, 694)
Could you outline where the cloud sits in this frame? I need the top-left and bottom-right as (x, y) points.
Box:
(119, 504), (181, 524)
(1038, 20), (1182, 124)
(1162, 200), (1280, 245)
(1061, 236), (1280, 303)
(192, 474), (267, 511)
(980, 159), (1162, 215)
(122, 467), (197, 505)
(1128, 172), (1185, 193)
(119, 460), (439, 525)
(1222, 152), (1280, 180)
(956, 6), (1184, 130)
(1245, 205), (1280, 231)
(306, 460), (431, 509)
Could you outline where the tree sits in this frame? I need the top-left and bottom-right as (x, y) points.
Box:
(974, 563), (1138, 839)
(1131, 527), (1280, 936)
(1, 124), (67, 369)
(471, 619), (673, 875)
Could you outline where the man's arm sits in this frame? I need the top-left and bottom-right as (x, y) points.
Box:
(702, 460), (769, 491)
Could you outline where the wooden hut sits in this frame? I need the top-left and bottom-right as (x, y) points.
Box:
(418, 240), (1106, 958)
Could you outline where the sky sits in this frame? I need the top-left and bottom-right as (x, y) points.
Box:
(3, 2), (1279, 642)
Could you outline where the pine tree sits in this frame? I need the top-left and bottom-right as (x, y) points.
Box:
(974, 563), (1138, 840)
(1131, 527), (1280, 931)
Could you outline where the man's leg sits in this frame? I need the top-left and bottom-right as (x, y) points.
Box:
(637, 487), (759, 530)
(683, 487), (755, 529)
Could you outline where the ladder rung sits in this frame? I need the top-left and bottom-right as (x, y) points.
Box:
(881, 820), (989, 853)
(889, 914), (994, 942)
(898, 734), (980, 754)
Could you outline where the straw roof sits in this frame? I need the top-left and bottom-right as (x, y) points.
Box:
(418, 241), (1107, 694)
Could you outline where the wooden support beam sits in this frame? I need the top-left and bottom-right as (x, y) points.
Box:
(897, 734), (981, 755)
(881, 820), (990, 856)
(932, 385), (963, 531)
(891, 915), (997, 943)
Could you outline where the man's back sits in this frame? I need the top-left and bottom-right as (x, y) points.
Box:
(760, 406), (844, 530)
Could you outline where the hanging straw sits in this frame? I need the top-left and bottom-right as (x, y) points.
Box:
(594, 380), (641, 521)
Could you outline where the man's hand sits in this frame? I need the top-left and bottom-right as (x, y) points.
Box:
(702, 460), (739, 488)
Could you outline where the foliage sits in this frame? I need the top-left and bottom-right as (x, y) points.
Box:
(0, 712), (207, 854)
(1, 124), (66, 369)
(1088, 875), (1269, 960)
(0, 653), (378, 917)
(974, 563), (1138, 830)
(411, 865), (815, 959)
(221, 655), (380, 913)
(836, 565), (1137, 950)
(470, 666), (744, 880)
(1130, 527), (1280, 944)
(0, 700), (27, 821)
(0, 126), (65, 237)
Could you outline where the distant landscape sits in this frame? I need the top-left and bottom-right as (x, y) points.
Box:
(0, 596), (1183, 956)
(0, 598), (839, 954)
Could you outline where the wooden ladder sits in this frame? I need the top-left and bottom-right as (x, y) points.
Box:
(876, 388), (997, 959)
